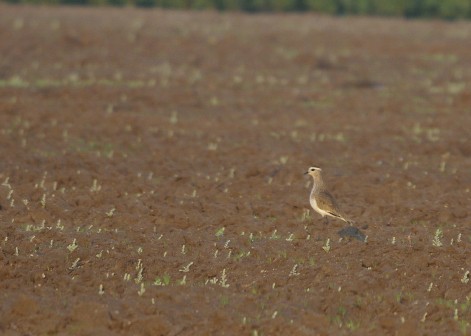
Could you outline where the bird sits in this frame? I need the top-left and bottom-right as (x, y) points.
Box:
(305, 166), (352, 225)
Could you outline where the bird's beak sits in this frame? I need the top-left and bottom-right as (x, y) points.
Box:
(304, 171), (308, 175)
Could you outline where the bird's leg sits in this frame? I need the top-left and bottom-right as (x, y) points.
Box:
(323, 216), (329, 225)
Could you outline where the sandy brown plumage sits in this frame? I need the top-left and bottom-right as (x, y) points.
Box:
(305, 166), (352, 225)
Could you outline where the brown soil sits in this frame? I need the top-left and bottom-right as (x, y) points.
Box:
(1, 4), (471, 335)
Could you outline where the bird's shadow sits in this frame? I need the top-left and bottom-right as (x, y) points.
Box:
(337, 225), (367, 242)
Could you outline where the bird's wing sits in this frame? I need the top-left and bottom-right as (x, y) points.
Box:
(317, 190), (343, 218)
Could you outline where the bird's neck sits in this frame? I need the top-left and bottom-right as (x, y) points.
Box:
(311, 176), (325, 193)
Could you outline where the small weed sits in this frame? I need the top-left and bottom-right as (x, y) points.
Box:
(289, 264), (300, 277)
(67, 239), (78, 252)
(153, 274), (171, 286)
(432, 228), (443, 247)
(459, 320), (469, 335)
(215, 227), (225, 237)
(220, 295), (229, 306)
(322, 239), (331, 252)
(346, 320), (360, 331)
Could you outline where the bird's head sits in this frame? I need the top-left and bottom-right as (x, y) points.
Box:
(304, 166), (322, 177)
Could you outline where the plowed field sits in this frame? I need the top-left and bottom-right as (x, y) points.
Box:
(1, 5), (471, 335)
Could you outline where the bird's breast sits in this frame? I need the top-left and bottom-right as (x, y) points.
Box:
(309, 195), (319, 211)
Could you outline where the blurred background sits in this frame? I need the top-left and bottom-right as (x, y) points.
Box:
(2, 0), (471, 21)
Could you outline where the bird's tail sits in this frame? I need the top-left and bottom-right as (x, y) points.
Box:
(329, 211), (354, 225)
(342, 217), (354, 225)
